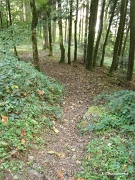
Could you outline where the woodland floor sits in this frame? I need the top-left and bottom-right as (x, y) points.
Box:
(2, 50), (134, 180)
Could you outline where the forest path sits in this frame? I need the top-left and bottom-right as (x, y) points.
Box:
(3, 51), (119, 180)
(27, 52), (117, 180)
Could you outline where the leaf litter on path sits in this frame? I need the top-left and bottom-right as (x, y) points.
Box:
(2, 51), (121, 180)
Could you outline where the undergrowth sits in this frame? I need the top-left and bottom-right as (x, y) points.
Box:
(77, 90), (135, 180)
(0, 55), (64, 170)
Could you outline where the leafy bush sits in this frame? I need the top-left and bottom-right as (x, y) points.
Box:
(77, 90), (135, 179)
(0, 56), (64, 165)
(0, 24), (31, 58)
(94, 90), (135, 133)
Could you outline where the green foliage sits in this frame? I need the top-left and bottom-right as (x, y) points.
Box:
(77, 90), (135, 179)
(94, 90), (135, 133)
(77, 134), (135, 180)
(0, 56), (64, 168)
(0, 25), (31, 57)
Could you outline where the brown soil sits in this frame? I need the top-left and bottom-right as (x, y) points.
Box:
(1, 51), (125, 180)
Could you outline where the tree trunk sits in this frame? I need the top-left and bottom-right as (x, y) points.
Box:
(78, 8), (82, 43)
(7, 0), (19, 58)
(81, 5), (85, 43)
(126, 0), (135, 81)
(52, 2), (56, 43)
(93, 0), (106, 67)
(115, 0), (128, 70)
(68, 0), (73, 64)
(64, 19), (68, 42)
(43, 13), (49, 49)
(58, 0), (65, 63)
(121, 23), (130, 57)
(86, 0), (99, 70)
(30, 0), (40, 71)
(22, 0), (26, 21)
(100, 0), (117, 67)
(109, 0), (127, 75)
(84, 0), (89, 63)
(73, 0), (78, 62)
(47, 11), (53, 56)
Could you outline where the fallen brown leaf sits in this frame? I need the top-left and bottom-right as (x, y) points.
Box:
(21, 138), (26, 144)
(38, 90), (44, 95)
(56, 171), (64, 179)
(47, 150), (65, 158)
(1, 114), (8, 124)
(88, 154), (91, 160)
(21, 130), (26, 138)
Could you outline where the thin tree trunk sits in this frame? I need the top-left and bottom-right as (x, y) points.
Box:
(100, 0), (117, 67)
(68, 0), (73, 64)
(53, 3), (56, 43)
(93, 0), (106, 67)
(119, 24), (130, 70)
(84, 0), (89, 63)
(64, 19), (68, 42)
(22, 0), (26, 21)
(53, 20), (56, 43)
(30, 0), (40, 71)
(81, 5), (84, 43)
(109, 0), (127, 75)
(43, 13), (49, 49)
(73, 0), (78, 62)
(7, 0), (19, 58)
(78, 8), (82, 43)
(115, 0), (128, 70)
(126, 0), (135, 81)
(47, 11), (53, 56)
(58, 0), (65, 63)
(86, 0), (99, 70)
(121, 23), (130, 57)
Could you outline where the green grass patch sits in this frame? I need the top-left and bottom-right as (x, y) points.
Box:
(77, 90), (135, 180)
(0, 56), (64, 170)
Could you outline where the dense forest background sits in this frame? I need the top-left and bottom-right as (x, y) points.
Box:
(0, 0), (135, 81)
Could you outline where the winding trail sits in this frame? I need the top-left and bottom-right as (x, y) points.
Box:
(29, 54), (116, 180)
(3, 52), (118, 180)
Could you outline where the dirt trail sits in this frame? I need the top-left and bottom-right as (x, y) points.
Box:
(3, 52), (119, 180)
(28, 54), (116, 180)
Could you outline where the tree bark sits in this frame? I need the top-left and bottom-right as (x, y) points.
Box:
(30, 0), (40, 71)
(84, 0), (89, 63)
(7, 0), (19, 58)
(58, 0), (65, 63)
(121, 23), (130, 57)
(115, 0), (128, 70)
(93, 0), (106, 67)
(73, 0), (78, 62)
(109, 0), (127, 75)
(100, 0), (117, 67)
(81, 4), (85, 43)
(43, 13), (49, 49)
(86, 0), (99, 70)
(52, 2), (56, 43)
(68, 0), (73, 64)
(47, 10), (53, 56)
(126, 0), (135, 81)
(64, 19), (68, 42)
